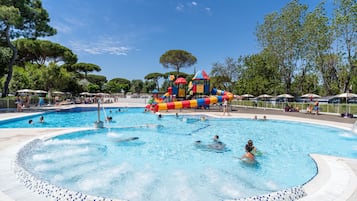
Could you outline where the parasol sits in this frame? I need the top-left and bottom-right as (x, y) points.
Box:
(174, 77), (187, 84)
(301, 93), (320, 98)
(17, 89), (35, 93)
(333, 92), (357, 114)
(277, 94), (294, 98)
(258, 94), (273, 99)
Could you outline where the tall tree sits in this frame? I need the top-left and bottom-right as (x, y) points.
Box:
(131, 79), (144, 94)
(332, 0), (357, 92)
(234, 52), (281, 96)
(0, 47), (11, 77)
(143, 80), (156, 93)
(86, 74), (107, 91)
(159, 50), (197, 77)
(256, 0), (307, 93)
(210, 57), (240, 91)
(0, 0), (56, 97)
(104, 78), (130, 94)
(42, 62), (74, 92)
(66, 62), (101, 79)
(301, 2), (334, 95)
(14, 39), (77, 65)
(144, 72), (165, 90)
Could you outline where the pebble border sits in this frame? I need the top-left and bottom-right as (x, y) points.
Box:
(14, 139), (307, 201)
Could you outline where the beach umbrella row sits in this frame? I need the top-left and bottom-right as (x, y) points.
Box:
(16, 89), (48, 94)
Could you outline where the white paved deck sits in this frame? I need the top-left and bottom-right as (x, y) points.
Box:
(300, 154), (357, 201)
(0, 101), (356, 201)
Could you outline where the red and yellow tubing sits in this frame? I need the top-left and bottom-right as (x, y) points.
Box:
(155, 88), (234, 112)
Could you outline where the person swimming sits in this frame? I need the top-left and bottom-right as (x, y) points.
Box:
(241, 139), (257, 161)
(208, 141), (226, 150)
(106, 116), (113, 122)
(113, 137), (139, 143)
(195, 135), (227, 152)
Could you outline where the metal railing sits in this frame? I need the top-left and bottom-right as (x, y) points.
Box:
(1, 97), (357, 116)
(230, 100), (357, 115)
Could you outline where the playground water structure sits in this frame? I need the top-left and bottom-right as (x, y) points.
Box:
(6, 108), (357, 201)
(154, 88), (233, 111)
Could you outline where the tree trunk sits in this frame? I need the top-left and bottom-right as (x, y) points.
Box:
(2, 25), (18, 97)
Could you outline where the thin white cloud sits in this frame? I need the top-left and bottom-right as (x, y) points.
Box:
(205, 7), (212, 15)
(176, 1), (212, 14)
(176, 4), (184, 11)
(64, 17), (87, 27)
(53, 22), (72, 34)
(70, 38), (131, 56)
(52, 16), (88, 35)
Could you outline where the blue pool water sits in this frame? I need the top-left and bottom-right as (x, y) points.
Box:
(5, 107), (357, 201)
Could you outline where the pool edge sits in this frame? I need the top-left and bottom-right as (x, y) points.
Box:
(0, 108), (356, 201)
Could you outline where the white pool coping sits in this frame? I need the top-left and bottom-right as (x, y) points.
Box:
(0, 105), (356, 201)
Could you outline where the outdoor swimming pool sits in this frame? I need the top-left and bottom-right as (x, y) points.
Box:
(6, 107), (357, 201)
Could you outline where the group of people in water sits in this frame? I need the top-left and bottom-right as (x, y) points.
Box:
(195, 135), (227, 152)
(27, 109), (259, 163)
(195, 134), (260, 162)
(28, 115), (45, 124)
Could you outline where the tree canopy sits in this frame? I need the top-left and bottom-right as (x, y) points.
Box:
(144, 72), (165, 90)
(0, 0), (56, 97)
(159, 50), (197, 77)
(104, 78), (131, 94)
(253, 0), (356, 96)
(66, 62), (102, 78)
(14, 39), (77, 65)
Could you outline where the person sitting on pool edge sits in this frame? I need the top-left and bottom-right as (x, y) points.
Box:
(241, 139), (257, 161)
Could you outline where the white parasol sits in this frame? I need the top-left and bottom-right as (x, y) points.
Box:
(34, 90), (47, 94)
(241, 94), (254, 98)
(333, 92), (357, 99)
(301, 93), (320, 98)
(333, 92), (357, 114)
(17, 89), (35, 93)
(277, 94), (294, 98)
(258, 94), (273, 99)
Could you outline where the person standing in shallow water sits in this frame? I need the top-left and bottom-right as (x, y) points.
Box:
(39, 116), (44, 123)
(241, 139), (257, 161)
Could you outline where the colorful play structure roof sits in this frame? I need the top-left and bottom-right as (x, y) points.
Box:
(174, 77), (187, 84)
(192, 70), (210, 80)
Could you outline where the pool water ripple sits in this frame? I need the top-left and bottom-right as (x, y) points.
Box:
(9, 108), (357, 201)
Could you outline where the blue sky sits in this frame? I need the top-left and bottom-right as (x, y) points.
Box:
(41, 0), (333, 81)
